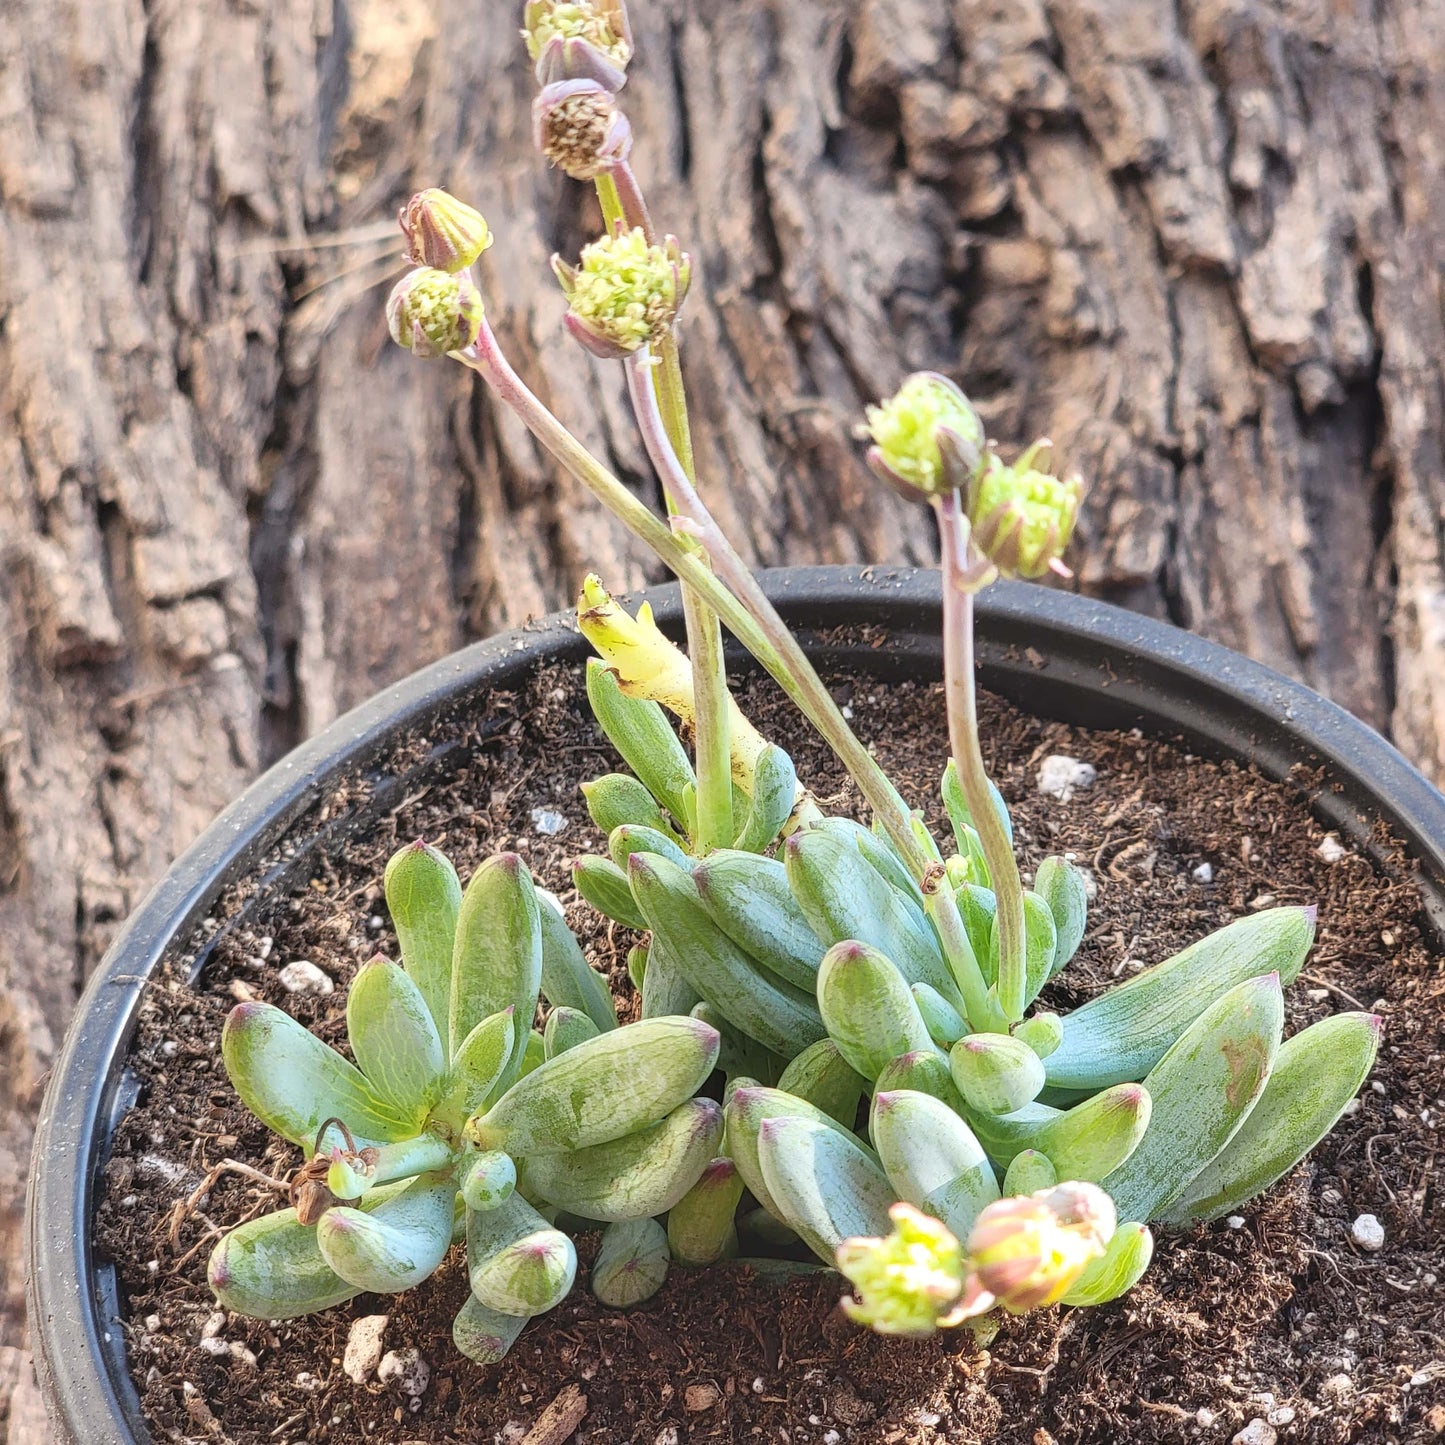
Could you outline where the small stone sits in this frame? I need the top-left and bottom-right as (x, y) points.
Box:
(343, 1315), (389, 1384)
(295, 1371), (321, 1392)
(752, 1377), (766, 1394)
(279, 960), (333, 994)
(1249, 893), (1277, 909)
(228, 1342), (258, 1368)
(228, 978), (257, 1003)
(144, 1314), (161, 1333)
(1232, 1421), (1277, 1445)
(1192, 861), (1215, 884)
(1226, 1215), (1246, 1230)
(1320, 1188), (1344, 1206)
(653, 1429), (680, 1445)
(198, 1337), (230, 1356)
(1196, 1408), (1216, 1427)
(1267, 1406), (1296, 1426)
(1350, 1213), (1385, 1251)
(1037, 755), (1097, 801)
(200, 1310), (226, 1339)
(1317, 834), (1348, 863)
(1320, 1373), (1353, 1401)
(685, 1383), (721, 1412)
(1306, 988), (1330, 1002)
(378, 1348), (430, 1402)
(531, 807), (568, 836)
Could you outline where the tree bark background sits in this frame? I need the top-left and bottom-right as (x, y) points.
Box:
(2, 0), (1442, 1431)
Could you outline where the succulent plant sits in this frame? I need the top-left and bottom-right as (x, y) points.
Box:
(208, 841), (720, 1362)
(359, 0), (1384, 1346)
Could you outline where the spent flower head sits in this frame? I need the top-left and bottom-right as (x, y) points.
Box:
(523, 0), (633, 89)
(534, 79), (632, 180)
(553, 228), (691, 359)
(863, 373), (985, 500)
(836, 1202), (968, 1335)
(966, 441), (1084, 580)
(965, 1181), (1116, 1314)
(386, 267), (485, 358)
(398, 188), (493, 273)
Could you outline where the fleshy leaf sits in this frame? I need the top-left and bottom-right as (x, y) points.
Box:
(470, 1015), (720, 1155)
(452, 854), (543, 1092)
(732, 744), (799, 854)
(346, 958), (446, 1119)
(209, 1206), (362, 1320)
(467, 1194), (578, 1316)
(586, 655), (696, 824)
(668, 1157), (745, 1266)
(384, 840), (462, 1051)
(1161, 1011), (1380, 1224)
(523, 1097), (722, 1221)
(591, 1217), (671, 1307)
(1045, 908), (1313, 1091)
(316, 1175), (455, 1293)
(573, 854), (647, 929)
(221, 1001), (414, 1149)
(757, 1115), (896, 1264)
(453, 1294), (530, 1364)
(776, 1039), (867, 1128)
(1103, 974), (1284, 1222)
(1033, 857), (1089, 977)
(950, 1033), (1046, 1116)
(693, 850), (825, 993)
(630, 852), (825, 1057)
(817, 941), (937, 1082)
(435, 1008), (516, 1130)
(537, 890), (617, 1032)
(1059, 1221), (1154, 1305)
(871, 1089), (998, 1236)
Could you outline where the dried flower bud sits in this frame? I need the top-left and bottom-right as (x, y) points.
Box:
(966, 441), (1084, 579)
(862, 373), (985, 501)
(386, 266), (484, 358)
(398, 189), (492, 273)
(523, 0), (633, 89)
(533, 79), (632, 180)
(836, 1202), (969, 1336)
(964, 1181), (1116, 1314)
(552, 228), (691, 359)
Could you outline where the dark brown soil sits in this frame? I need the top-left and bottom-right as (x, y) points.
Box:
(95, 652), (1445, 1445)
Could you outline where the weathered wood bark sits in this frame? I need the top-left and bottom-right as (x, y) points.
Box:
(2, 0), (1443, 1428)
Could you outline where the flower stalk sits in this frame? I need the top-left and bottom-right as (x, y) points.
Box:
(935, 491), (1028, 1022)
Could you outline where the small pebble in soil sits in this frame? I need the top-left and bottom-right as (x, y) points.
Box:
(377, 1348), (430, 1406)
(200, 1310), (226, 1339)
(1037, 754), (1097, 800)
(1268, 1406), (1296, 1426)
(278, 959), (333, 994)
(1226, 1215), (1246, 1229)
(1192, 861), (1215, 883)
(1233, 1422), (1277, 1445)
(684, 1383), (721, 1412)
(1196, 1408), (1216, 1427)
(1351, 1213), (1386, 1251)
(1318, 833), (1348, 863)
(530, 807), (569, 835)
(653, 1428), (680, 1445)
(344, 1315), (390, 1384)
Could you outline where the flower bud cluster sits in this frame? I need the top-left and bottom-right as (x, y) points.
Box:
(553, 227), (691, 358)
(523, 0), (633, 89)
(534, 79), (632, 180)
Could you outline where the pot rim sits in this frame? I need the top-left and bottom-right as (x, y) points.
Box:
(25, 564), (1445, 1444)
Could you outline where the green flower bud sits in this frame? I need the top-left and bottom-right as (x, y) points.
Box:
(836, 1202), (968, 1336)
(965, 442), (1084, 580)
(386, 266), (484, 358)
(553, 228), (691, 359)
(398, 189), (493, 273)
(862, 373), (985, 500)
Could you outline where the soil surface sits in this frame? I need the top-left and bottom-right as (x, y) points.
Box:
(95, 654), (1445, 1444)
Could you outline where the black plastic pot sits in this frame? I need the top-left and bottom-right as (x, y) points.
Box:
(26, 565), (1445, 1443)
